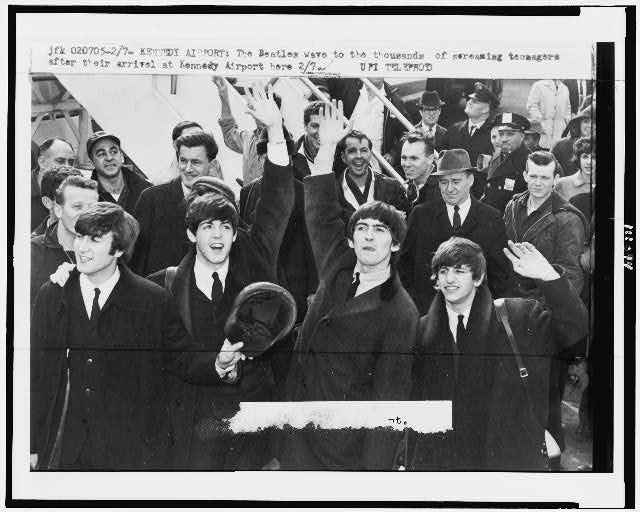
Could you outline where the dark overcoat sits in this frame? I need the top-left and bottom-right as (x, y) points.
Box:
(411, 276), (588, 470)
(504, 190), (587, 299)
(281, 173), (419, 470)
(447, 118), (494, 169)
(147, 157), (294, 469)
(481, 142), (530, 213)
(91, 166), (152, 216)
(130, 177), (191, 276)
(30, 264), (187, 469)
(398, 197), (513, 315)
(413, 122), (450, 153)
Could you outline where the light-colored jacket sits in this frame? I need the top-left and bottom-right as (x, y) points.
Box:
(526, 80), (572, 149)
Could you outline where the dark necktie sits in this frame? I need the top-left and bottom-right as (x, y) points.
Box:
(456, 314), (466, 348)
(211, 272), (223, 304)
(90, 288), (100, 321)
(407, 180), (418, 204)
(452, 205), (461, 231)
(469, 125), (477, 137)
(346, 272), (360, 300)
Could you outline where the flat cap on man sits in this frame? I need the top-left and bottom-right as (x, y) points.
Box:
(467, 82), (500, 109)
(86, 131), (121, 156)
(493, 112), (531, 132)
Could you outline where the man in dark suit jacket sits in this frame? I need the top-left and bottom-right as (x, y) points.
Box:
(409, 237), (588, 470)
(399, 149), (512, 314)
(482, 113), (531, 213)
(414, 90), (449, 153)
(86, 131), (152, 215)
(334, 129), (409, 222)
(281, 100), (418, 470)
(31, 202), (187, 470)
(147, 89), (295, 470)
(400, 131), (440, 211)
(447, 82), (500, 168)
(130, 132), (221, 276)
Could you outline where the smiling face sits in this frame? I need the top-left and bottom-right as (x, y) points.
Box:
(304, 114), (321, 150)
(348, 218), (398, 272)
(436, 265), (483, 308)
(438, 171), (474, 206)
(74, 231), (122, 284)
(90, 138), (124, 179)
(401, 140), (433, 182)
(579, 153), (595, 178)
(524, 160), (558, 201)
(341, 136), (372, 178)
(54, 185), (99, 237)
(178, 145), (212, 190)
(187, 219), (237, 267)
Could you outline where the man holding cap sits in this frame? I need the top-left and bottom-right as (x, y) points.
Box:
(147, 85), (294, 470)
(482, 113), (531, 213)
(414, 90), (449, 153)
(87, 131), (151, 216)
(447, 82), (500, 168)
(399, 148), (512, 314)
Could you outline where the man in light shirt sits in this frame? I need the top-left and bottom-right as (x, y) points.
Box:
(31, 202), (188, 469)
(281, 100), (418, 470)
(410, 237), (588, 470)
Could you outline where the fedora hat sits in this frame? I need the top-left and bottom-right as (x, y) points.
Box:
(431, 149), (477, 176)
(224, 281), (297, 357)
(420, 90), (445, 109)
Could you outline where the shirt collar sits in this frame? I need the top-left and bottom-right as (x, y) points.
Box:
(421, 121), (436, 136)
(79, 266), (121, 305)
(181, 180), (191, 198)
(193, 253), (229, 299)
(445, 195), (472, 218)
(445, 302), (472, 340)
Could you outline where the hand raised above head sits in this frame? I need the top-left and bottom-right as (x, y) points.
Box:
(244, 83), (282, 129)
(317, 99), (351, 148)
(503, 240), (560, 281)
(212, 75), (228, 94)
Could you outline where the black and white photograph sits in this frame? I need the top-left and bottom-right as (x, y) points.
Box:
(8, 6), (630, 508)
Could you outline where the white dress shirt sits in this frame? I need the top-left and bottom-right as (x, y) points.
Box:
(193, 254), (229, 299)
(445, 196), (472, 227)
(421, 122), (437, 138)
(352, 265), (391, 298)
(79, 267), (121, 318)
(445, 303), (472, 344)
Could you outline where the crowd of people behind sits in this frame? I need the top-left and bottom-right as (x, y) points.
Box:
(29, 76), (595, 472)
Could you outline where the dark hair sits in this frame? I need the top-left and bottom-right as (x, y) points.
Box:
(346, 201), (407, 246)
(430, 237), (487, 283)
(39, 137), (74, 155)
(54, 175), (98, 204)
(526, 150), (561, 176)
(185, 192), (240, 235)
(175, 132), (218, 161)
(303, 101), (324, 126)
(40, 167), (82, 199)
(336, 130), (373, 155)
(573, 137), (594, 160)
(401, 131), (435, 155)
(74, 202), (140, 261)
(171, 121), (203, 142)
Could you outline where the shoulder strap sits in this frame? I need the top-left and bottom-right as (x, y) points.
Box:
(164, 266), (177, 292)
(494, 298), (528, 379)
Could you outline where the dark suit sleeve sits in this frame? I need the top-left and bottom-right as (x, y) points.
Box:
(130, 189), (153, 275)
(485, 211), (514, 299)
(238, 182), (252, 223)
(398, 208), (419, 301)
(390, 179), (410, 216)
(247, 159), (294, 281)
(553, 211), (586, 295)
(361, 304), (418, 469)
(304, 173), (351, 279)
(531, 273), (589, 351)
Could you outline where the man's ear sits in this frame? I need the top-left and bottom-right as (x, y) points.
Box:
(391, 242), (400, 253)
(347, 238), (354, 249)
(468, 172), (475, 186)
(41, 197), (53, 211)
(53, 202), (62, 219)
(473, 273), (485, 288)
(113, 249), (124, 259)
(186, 229), (196, 243)
(232, 231), (237, 243)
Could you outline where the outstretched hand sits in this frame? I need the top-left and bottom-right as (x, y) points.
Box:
(244, 83), (282, 129)
(318, 99), (351, 148)
(503, 240), (560, 281)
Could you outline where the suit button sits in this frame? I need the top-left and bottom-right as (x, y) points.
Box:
(85, 387), (92, 396)
(498, 185), (502, 190)
(526, 328), (534, 335)
(87, 357), (93, 364)
(487, 183), (491, 188)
